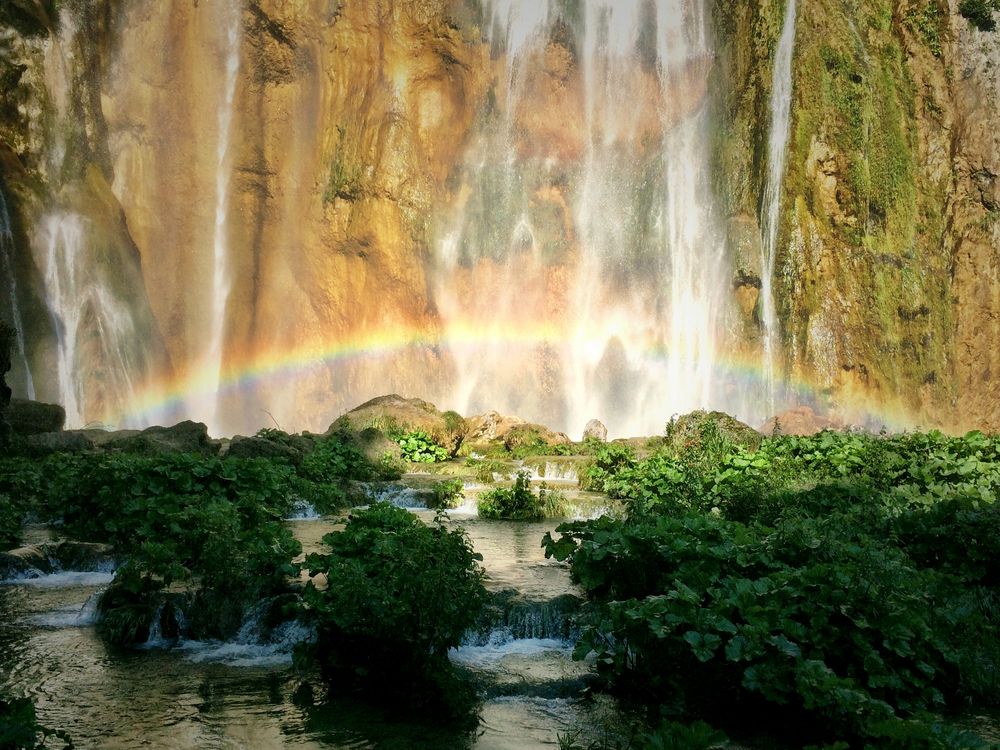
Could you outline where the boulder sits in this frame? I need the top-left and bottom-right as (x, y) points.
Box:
(6, 398), (66, 436)
(105, 420), (218, 456)
(26, 430), (95, 454)
(582, 419), (608, 442)
(667, 410), (761, 453)
(759, 406), (844, 436)
(227, 434), (303, 463)
(463, 410), (570, 454)
(332, 394), (465, 452)
(0, 541), (114, 579)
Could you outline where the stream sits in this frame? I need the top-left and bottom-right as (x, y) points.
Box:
(0, 472), (617, 749)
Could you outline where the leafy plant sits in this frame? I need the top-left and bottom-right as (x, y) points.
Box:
(397, 431), (449, 463)
(428, 478), (465, 510)
(959, 0), (999, 31)
(299, 503), (486, 712)
(477, 471), (565, 520)
(0, 695), (72, 749)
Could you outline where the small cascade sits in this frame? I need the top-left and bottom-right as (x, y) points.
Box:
(198, 0), (242, 436)
(759, 0), (798, 414)
(0, 186), (36, 399)
(465, 591), (580, 647)
(142, 602), (169, 648)
(178, 600), (315, 667)
(35, 213), (140, 427)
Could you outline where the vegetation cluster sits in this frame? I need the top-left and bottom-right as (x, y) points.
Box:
(547, 417), (1000, 749)
(299, 502), (486, 717)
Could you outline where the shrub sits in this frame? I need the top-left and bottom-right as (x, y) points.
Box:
(428, 478), (465, 510)
(477, 471), (565, 520)
(397, 430), (449, 463)
(299, 503), (486, 712)
(544, 490), (1000, 746)
(36, 453), (302, 644)
(959, 0), (999, 31)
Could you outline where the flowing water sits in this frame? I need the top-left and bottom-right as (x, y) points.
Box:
(34, 213), (141, 428)
(759, 0), (797, 416)
(0, 484), (613, 749)
(199, 0), (242, 437)
(0, 185), (36, 399)
(436, 0), (734, 438)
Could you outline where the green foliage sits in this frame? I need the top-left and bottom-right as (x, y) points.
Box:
(29, 453), (303, 643)
(904, 1), (944, 56)
(301, 432), (373, 483)
(299, 503), (486, 711)
(543, 428), (1000, 748)
(959, 0), (999, 31)
(478, 471), (565, 520)
(397, 430), (449, 463)
(0, 695), (72, 749)
(428, 478), (465, 510)
(0, 492), (25, 550)
(0, 457), (42, 548)
(465, 457), (512, 484)
(323, 124), (362, 202)
(581, 443), (638, 494)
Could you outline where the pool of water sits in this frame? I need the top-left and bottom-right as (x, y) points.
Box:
(1, 502), (608, 749)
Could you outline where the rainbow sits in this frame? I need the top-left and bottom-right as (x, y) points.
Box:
(99, 319), (921, 436)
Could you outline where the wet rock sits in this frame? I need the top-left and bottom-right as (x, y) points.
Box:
(332, 395), (466, 454)
(582, 419), (607, 442)
(463, 411), (570, 454)
(0, 541), (114, 578)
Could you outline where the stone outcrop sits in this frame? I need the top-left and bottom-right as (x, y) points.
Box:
(103, 421), (217, 456)
(582, 419), (608, 442)
(6, 398), (65, 435)
(759, 405), (844, 437)
(667, 410), (761, 453)
(333, 394), (465, 453)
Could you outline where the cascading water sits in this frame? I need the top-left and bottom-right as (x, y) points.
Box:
(565, 1), (726, 437)
(437, 0), (732, 437)
(36, 213), (140, 427)
(198, 0), (242, 436)
(0, 186), (36, 399)
(759, 0), (797, 415)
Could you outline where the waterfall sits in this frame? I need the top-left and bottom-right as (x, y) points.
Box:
(0, 186), (36, 399)
(565, 0), (726, 437)
(199, 1), (242, 436)
(436, 0), (730, 437)
(36, 214), (139, 427)
(760, 0), (797, 416)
